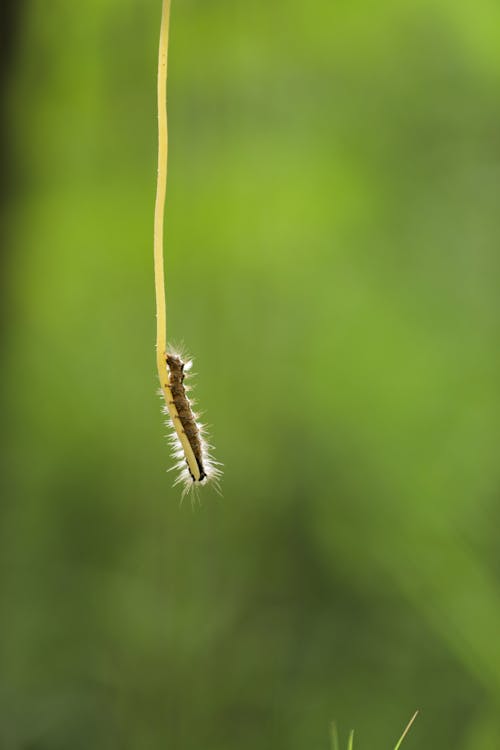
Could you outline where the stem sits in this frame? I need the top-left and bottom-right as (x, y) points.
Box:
(393, 711), (418, 750)
(154, 0), (170, 371)
(154, 0), (201, 482)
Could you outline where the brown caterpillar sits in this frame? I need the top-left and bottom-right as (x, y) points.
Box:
(164, 351), (221, 496)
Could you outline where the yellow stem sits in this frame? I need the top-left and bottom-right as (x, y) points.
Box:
(154, 0), (170, 368)
(154, 0), (201, 482)
(393, 711), (418, 750)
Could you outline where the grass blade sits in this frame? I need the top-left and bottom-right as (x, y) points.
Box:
(394, 711), (419, 750)
(330, 722), (340, 750)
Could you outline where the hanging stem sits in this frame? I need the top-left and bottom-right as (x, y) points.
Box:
(154, 0), (201, 481)
(154, 0), (170, 379)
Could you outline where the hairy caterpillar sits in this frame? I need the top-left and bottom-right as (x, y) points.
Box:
(163, 351), (221, 496)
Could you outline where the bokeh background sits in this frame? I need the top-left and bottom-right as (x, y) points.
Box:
(1, 1), (500, 748)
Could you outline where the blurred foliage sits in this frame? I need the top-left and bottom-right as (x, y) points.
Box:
(1, 0), (500, 748)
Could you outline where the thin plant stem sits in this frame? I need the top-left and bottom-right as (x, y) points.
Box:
(153, 0), (200, 477)
(154, 0), (170, 379)
(394, 711), (418, 750)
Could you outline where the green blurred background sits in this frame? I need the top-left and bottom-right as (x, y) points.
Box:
(1, 1), (500, 748)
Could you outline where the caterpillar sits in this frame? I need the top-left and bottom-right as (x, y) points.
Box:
(163, 350), (221, 497)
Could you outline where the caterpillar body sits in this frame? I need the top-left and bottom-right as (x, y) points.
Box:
(163, 351), (221, 497)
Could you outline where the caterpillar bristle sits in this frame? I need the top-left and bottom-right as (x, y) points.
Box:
(162, 348), (222, 498)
